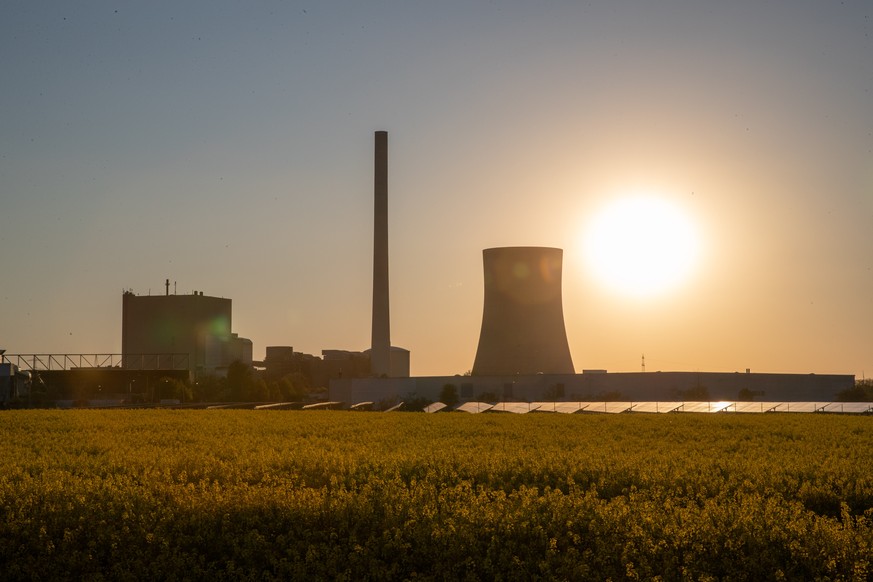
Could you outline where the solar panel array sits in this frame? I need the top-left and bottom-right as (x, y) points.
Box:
(444, 401), (872, 414)
(223, 400), (872, 413)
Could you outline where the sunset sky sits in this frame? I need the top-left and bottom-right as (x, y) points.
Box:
(2, 1), (872, 378)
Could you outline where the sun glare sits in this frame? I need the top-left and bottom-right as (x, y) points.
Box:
(583, 195), (700, 298)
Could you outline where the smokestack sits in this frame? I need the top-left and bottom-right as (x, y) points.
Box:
(165, 279), (170, 296)
(371, 131), (391, 376)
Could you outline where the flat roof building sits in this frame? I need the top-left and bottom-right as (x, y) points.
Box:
(122, 288), (251, 378)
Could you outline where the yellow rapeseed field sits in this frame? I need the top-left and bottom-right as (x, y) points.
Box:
(1, 410), (870, 580)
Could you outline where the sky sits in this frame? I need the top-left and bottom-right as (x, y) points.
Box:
(1, 1), (872, 378)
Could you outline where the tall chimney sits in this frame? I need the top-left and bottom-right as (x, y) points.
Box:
(371, 131), (391, 376)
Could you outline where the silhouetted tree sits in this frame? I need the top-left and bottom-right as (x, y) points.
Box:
(156, 376), (191, 402)
(193, 375), (225, 402)
(276, 372), (310, 401)
(440, 384), (459, 407)
(250, 378), (271, 402)
(837, 379), (873, 402)
(226, 360), (253, 402)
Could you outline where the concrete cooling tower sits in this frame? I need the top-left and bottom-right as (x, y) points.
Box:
(472, 247), (575, 376)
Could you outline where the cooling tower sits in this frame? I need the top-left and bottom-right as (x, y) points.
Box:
(370, 130), (391, 376)
(472, 247), (575, 376)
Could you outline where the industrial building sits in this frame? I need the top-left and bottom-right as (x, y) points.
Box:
(0, 355), (29, 405)
(122, 283), (252, 378)
(326, 131), (857, 406)
(472, 246), (574, 376)
(330, 370), (855, 407)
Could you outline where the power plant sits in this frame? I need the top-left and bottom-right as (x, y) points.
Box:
(327, 132), (856, 407)
(0, 130), (860, 408)
(472, 247), (574, 376)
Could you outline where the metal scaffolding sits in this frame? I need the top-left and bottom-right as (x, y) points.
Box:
(0, 353), (189, 371)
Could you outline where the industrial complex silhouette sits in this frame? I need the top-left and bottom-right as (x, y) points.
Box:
(328, 131), (854, 406)
(0, 131), (858, 407)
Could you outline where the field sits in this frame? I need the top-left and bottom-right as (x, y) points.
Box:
(1, 411), (871, 580)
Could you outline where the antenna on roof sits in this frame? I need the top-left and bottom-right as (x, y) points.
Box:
(641, 354), (646, 372)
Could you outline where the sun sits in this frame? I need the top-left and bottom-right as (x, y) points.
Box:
(582, 195), (700, 298)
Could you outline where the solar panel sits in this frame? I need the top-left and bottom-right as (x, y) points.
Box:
(605, 402), (633, 413)
(820, 402), (873, 414)
(423, 402), (447, 414)
(728, 402), (767, 413)
(382, 402), (403, 412)
(707, 401), (734, 413)
(552, 402), (587, 414)
(254, 402), (299, 410)
(530, 402), (559, 412)
(349, 401), (374, 410)
(488, 402), (538, 414)
(301, 401), (343, 410)
(681, 402), (721, 413)
(579, 402), (632, 413)
(456, 401), (494, 414)
(631, 402), (680, 413)
(782, 402), (825, 413)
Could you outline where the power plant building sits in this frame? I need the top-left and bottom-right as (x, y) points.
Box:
(330, 370), (856, 407)
(472, 247), (574, 376)
(121, 288), (252, 378)
(323, 131), (856, 407)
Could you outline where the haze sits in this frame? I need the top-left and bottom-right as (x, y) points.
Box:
(1, 1), (871, 378)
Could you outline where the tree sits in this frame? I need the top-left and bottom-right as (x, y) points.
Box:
(193, 375), (225, 402)
(226, 360), (254, 402)
(440, 383), (459, 407)
(276, 372), (310, 401)
(836, 379), (873, 402)
(157, 376), (192, 402)
(250, 378), (271, 402)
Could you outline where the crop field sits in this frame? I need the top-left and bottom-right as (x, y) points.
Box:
(1, 411), (871, 580)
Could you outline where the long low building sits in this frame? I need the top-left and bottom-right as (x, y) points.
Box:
(329, 370), (855, 407)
